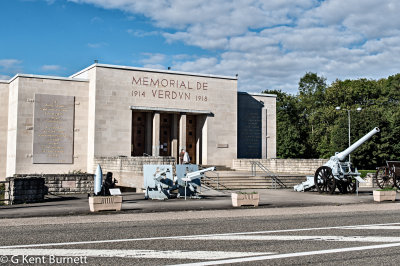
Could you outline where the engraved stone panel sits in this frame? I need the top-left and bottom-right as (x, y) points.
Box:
(33, 94), (75, 164)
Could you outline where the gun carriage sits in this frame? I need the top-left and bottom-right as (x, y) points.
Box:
(143, 164), (216, 200)
(375, 161), (400, 189)
(294, 127), (380, 193)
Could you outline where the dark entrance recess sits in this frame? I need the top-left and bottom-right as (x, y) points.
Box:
(160, 113), (172, 156)
(131, 111), (146, 156)
(186, 115), (196, 163)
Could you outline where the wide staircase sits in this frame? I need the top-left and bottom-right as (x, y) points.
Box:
(201, 162), (307, 190)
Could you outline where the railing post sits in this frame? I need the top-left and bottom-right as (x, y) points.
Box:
(217, 173), (219, 190)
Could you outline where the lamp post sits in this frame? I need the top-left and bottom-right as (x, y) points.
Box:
(335, 106), (362, 162)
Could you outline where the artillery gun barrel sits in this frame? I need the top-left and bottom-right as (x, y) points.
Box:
(186, 167), (216, 180)
(336, 127), (380, 161)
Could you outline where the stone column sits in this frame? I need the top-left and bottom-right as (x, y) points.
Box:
(201, 116), (208, 165)
(152, 112), (160, 156)
(171, 114), (178, 158)
(196, 115), (206, 165)
(261, 107), (267, 159)
(179, 114), (187, 153)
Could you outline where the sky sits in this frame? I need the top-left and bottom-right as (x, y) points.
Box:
(1, 0), (400, 94)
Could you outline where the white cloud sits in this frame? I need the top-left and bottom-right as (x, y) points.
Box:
(41, 65), (62, 71)
(140, 53), (166, 65)
(0, 59), (22, 69)
(174, 57), (219, 74)
(127, 29), (159, 37)
(68, 0), (400, 93)
(142, 64), (167, 70)
(0, 59), (22, 78)
(0, 74), (10, 80)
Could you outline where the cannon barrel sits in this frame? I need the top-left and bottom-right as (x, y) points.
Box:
(336, 127), (380, 161)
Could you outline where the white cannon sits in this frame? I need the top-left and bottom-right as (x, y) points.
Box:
(294, 127), (380, 193)
(143, 164), (216, 200)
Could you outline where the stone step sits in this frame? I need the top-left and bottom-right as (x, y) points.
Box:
(202, 174), (306, 190)
(207, 175), (305, 179)
(203, 177), (305, 182)
(202, 183), (288, 189)
(205, 179), (297, 184)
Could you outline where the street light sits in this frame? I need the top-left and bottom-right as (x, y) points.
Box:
(335, 106), (362, 162)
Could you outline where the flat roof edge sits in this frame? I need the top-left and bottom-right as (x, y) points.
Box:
(238, 91), (277, 98)
(70, 64), (96, 78)
(8, 74), (88, 83)
(71, 63), (238, 80)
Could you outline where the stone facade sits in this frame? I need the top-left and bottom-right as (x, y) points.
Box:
(232, 158), (329, 175)
(359, 173), (376, 188)
(0, 63), (277, 191)
(72, 65), (239, 168)
(13, 174), (94, 195)
(0, 81), (9, 179)
(5, 75), (89, 177)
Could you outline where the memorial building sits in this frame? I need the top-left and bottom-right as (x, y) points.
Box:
(0, 63), (276, 188)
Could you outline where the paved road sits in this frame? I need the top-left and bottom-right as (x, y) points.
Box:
(0, 188), (380, 219)
(1, 203), (400, 265)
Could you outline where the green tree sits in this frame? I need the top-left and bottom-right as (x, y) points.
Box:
(263, 72), (400, 169)
(263, 89), (306, 158)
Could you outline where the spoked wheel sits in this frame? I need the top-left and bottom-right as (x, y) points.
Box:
(314, 166), (336, 194)
(375, 167), (393, 189)
(337, 180), (347, 194)
(346, 178), (357, 194)
(336, 177), (356, 194)
(393, 175), (400, 190)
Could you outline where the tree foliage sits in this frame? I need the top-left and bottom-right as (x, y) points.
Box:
(264, 72), (400, 169)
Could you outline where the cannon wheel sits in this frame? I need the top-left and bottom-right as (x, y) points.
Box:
(394, 175), (400, 190)
(314, 166), (336, 194)
(347, 178), (357, 193)
(337, 180), (346, 194)
(375, 167), (393, 189)
(337, 178), (356, 194)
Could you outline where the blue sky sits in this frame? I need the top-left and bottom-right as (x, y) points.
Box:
(1, 0), (400, 94)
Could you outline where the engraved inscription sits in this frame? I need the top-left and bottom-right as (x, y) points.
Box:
(33, 94), (75, 164)
(131, 75), (209, 102)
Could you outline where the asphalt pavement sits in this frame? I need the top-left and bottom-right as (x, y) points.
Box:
(1, 194), (400, 265)
(0, 187), (390, 219)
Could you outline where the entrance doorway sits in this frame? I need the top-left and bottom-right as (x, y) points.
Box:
(131, 110), (202, 161)
(186, 115), (196, 163)
(131, 111), (146, 156)
(160, 113), (172, 156)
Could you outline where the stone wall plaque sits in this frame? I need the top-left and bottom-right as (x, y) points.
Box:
(33, 94), (75, 164)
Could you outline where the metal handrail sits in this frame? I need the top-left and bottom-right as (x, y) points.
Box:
(250, 161), (286, 189)
(201, 175), (231, 193)
(198, 166), (233, 191)
(205, 170), (220, 190)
